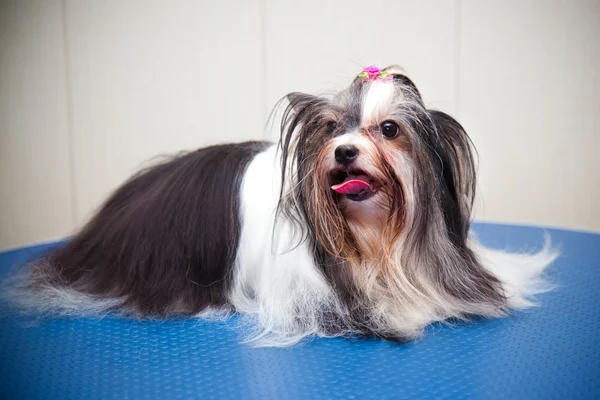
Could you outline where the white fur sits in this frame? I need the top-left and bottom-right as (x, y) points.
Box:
(362, 80), (396, 125)
(1, 262), (126, 317)
(472, 235), (559, 308)
(229, 145), (343, 346)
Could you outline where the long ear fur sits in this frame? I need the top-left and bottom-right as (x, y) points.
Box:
(397, 107), (507, 310)
(277, 92), (337, 239)
(429, 110), (478, 243)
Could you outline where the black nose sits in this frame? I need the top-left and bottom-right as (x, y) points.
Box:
(334, 145), (359, 165)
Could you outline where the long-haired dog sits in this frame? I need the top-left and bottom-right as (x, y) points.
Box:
(5, 66), (557, 346)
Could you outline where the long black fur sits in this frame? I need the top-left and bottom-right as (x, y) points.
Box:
(28, 141), (269, 316)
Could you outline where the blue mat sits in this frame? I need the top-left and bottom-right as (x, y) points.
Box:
(0, 223), (598, 399)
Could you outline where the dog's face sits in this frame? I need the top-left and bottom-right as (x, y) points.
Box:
(321, 73), (415, 229)
(279, 65), (477, 264)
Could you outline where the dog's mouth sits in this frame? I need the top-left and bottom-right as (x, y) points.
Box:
(329, 169), (378, 201)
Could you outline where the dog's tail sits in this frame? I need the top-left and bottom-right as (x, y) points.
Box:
(472, 233), (559, 309)
(1, 256), (126, 317)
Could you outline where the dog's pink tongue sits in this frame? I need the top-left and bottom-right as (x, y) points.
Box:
(331, 180), (371, 195)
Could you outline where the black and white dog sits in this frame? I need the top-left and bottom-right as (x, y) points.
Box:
(8, 66), (557, 346)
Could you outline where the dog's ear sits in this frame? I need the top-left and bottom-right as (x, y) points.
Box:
(392, 74), (422, 100)
(281, 92), (332, 134)
(285, 92), (326, 111)
(278, 91), (332, 182)
(278, 92), (325, 144)
(381, 66), (422, 100)
(428, 110), (477, 240)
(286, 92), (310, 104)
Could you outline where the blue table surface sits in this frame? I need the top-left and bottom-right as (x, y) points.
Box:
(0, 223), (599, 400)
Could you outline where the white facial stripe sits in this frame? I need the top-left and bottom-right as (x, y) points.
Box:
(361, 81), (396, 125)
(332, 132), (361, 147)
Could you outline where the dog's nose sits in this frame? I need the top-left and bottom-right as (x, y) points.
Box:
(334, 145), (359, 165)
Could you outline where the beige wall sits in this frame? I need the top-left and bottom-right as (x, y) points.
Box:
(1, 0), (598, 250)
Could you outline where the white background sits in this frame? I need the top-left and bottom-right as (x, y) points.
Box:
(1, 0), (598, 250)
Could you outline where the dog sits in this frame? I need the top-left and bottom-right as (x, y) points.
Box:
(5, 65), (557, 346)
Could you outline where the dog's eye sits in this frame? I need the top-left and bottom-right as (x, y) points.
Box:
(381, 121), (400, 139)
(326, 121), (338, 133)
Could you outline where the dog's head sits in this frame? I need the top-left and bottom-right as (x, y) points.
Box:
(278, 65), (477, 265)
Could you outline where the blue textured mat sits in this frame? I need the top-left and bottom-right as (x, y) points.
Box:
(0, 223), (599, 399)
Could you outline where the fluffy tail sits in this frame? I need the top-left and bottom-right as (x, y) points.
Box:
(472, 234), (559, 309)
(1, 257), (126, 317)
